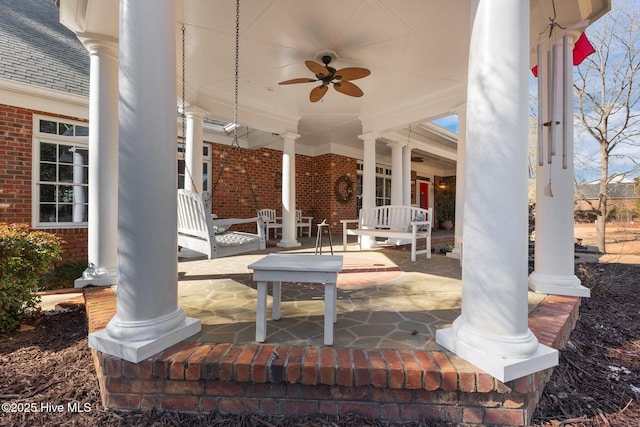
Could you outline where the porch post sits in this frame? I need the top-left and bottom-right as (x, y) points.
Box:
(89, 0), (200, 363)
(74, 36), (119, 288)
(184, 106), (207, 194)
(436, 0), (557, 382)
(448, 107), (466, 260)
(402, 144), (412, 206)
(277, 131), (301, 248)
(388, 141), (403, 206)
(528, 32), (589, 297)
(359, 132), (377, 248)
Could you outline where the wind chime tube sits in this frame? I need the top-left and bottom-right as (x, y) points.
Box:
(562, 35), (570, 170)
(551, 44), (558, 158)
(537, 43), (544, 166)
(547, 49), (553, 164)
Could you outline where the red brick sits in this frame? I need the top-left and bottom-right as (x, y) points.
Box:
(280, 400), (319, 416)
(200, 396), (219, 411)
(431, 352), (458, 391)
(203, 343), (231, 380)
(463, 406), (485, 423)
(414, 351), (441, 390)
(336, 348), (352, 387)
(129, 378), (164, 394)
(351, 348), (369, 387)
(382, 350), (404, 389)
(485, 407), (525, 426)
(235, 344), (259, 382)
(104, 356), (122, 378)
(161, 395), (199, 411)
(165, 379), (204, 395)
(319, 347), (336, 385)
(169, 342), (200, 379)
(219, 398), (259, 413)
(371, 387), (412, 404)
(397, 350), (422, 389)
(252, 344), (276, 383)
(318, 400), (339, 416)
(339, 401), (379, 418)
(285, 346), (304, 384)
(269, 346), (289, 383)
(205, 381), (244, 397)
(219, 345), (244, 381)
(366, 349), (388, 388)
(107, 393), (141, 409)
(302, 347), (319, 385)
(185, 343), (214, 380)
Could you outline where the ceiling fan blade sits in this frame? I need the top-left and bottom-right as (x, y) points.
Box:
(333, 80), (364, 97)
(310, 85), (328, 102)
(334, 67), (371, 81)
(305, 60), (329, 78)
(278, 78), (317, 85)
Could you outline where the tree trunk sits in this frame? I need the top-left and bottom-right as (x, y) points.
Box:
(596, 145), (609, 253)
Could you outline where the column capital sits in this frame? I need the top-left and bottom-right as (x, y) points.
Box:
(281, 131), (300, 143)
(77, 32), (118, 59)
(386, 140), (403, 149)
(184, 106), (208, 119)
(358, 132), (378, 144)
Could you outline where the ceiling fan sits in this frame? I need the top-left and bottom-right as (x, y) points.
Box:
(278, 55), (371, 102)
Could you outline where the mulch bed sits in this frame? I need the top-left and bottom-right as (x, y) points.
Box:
(0, 263), (638, 426)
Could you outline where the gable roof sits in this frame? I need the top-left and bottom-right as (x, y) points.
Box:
(0, 0), (89, 97)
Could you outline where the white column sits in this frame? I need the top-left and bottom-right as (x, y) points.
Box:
(89, 0), (200, 363)
(447, 107), (466, 260)
(359, 132), (377, 248)
(388, 141), (403, 206)
(529, 33), (589, 297)
(402, 145), (412, 206)
(437, 0), (557, 382)
(277, 132), (301, 248)
(74, 36), (119, 288)
(184, 107), (206, 194)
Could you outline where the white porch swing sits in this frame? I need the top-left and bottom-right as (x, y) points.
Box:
(177, 1), (265, 259)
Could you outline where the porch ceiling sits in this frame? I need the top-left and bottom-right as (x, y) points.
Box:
(61, 0), (611, 162)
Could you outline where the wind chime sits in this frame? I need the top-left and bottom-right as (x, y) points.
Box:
(536, 0), (571, 197)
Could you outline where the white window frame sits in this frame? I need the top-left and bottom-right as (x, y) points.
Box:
(177, 142), (212, 192)
(356, 161), (392, 210)
(32, 115), (89, 229)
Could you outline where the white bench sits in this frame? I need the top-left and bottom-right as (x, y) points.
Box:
(341, 205), (432, 262)
(177, 189), (266, 259)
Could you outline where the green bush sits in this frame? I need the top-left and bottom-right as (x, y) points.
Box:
(0, 223), (63, 333)
(39, 259), (87, 291)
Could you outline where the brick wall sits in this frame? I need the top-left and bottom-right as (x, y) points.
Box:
(0, 104), (88, 262)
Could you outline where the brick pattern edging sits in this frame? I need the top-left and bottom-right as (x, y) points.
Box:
(83, 287), (581, 426)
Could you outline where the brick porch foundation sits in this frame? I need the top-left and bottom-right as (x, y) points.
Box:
(84, 287), (580, 426)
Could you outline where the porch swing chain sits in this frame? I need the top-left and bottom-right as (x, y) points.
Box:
(210, 0), (260, 212)
(180, 24), (201, 198)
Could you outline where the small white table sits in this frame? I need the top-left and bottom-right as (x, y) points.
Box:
(248, 254), (343, 345)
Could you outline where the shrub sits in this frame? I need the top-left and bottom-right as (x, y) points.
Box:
(0, 223), (63, 333)
(39, 259), (87, 291)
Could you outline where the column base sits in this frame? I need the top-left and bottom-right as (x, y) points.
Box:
(277, 240), (301, 248)
(74, 267), (118, 288)
(436, 327), (558, 382)
(89, 316), (200, 363)
(528, 271), (590, 297)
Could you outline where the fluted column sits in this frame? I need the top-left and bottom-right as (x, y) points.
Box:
(89, 0), (200, 363)
(74, 35), (119, 288)
(402, 145), (412, 206)
(388, 141), (403, 206)
(184, 106), (207, 194)
(277, 132), (301, 248)
(436, 0), (557, 382)
(528, 32), (589, 297)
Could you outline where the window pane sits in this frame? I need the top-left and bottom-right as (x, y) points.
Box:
(376, 177), (384, 198)
(72, 202), (88, 222)
(178, 175), (185, 189)
(40, 184), (56, 202)
(40, 142), (57, 162)
(57, 204), (73, 222)
(75, 126), (89, 136)
(40, 163), (56, 182)
(59, 185), (73, 203)
(202, 163), (209, 192)
(40, 204), (56, 222)
(178, 160), (185, 174)
(58, 145), (74, 163)
(203, 146), (209, 156)
(59, 164), (74, 182)
(59, 122), (74, 136)
(40, 120), (57, 134)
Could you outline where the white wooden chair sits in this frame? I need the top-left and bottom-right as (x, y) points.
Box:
(258, 208), (282, 240)
(296, 209), (313, 237)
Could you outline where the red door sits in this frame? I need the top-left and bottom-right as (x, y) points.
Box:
(419, 182), (429, 210)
